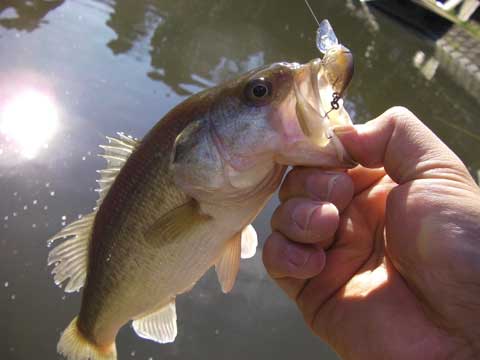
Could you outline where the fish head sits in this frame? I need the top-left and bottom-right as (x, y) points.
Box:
(171, 52), (355, 202)
(208, 51), (355, 173)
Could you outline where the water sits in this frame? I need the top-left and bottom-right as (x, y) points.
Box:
(1, 1), (479, 359)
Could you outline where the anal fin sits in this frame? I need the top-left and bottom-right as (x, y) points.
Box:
(132, 300), (177, 344)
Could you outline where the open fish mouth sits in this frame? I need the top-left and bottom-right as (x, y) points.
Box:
(293, 45), (354, 147)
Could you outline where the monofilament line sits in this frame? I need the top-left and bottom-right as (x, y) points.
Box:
(304, 0), (320, 27)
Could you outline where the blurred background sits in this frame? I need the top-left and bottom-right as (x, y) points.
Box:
(1, 1), (479, 359)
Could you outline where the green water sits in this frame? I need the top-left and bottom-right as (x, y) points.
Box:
(1, 1), (479, 359)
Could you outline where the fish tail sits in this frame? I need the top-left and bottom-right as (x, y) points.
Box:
(57, 317), (117, 360)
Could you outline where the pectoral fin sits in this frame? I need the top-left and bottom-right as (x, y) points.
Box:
(144, 199), (211, 247)
(240, 224), (258, 259)
(215, 233), (241, 293)
(132, 300), (177, 343)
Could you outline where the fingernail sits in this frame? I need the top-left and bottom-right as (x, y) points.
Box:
(287, 244), (309, 266)
(306, 174), (341, 201)
(330, 126), (358, 167)
(332, 125), (355, 136)
(292, 203), (319, 231)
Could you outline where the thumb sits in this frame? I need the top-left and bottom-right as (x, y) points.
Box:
(333, 106), (474, 186)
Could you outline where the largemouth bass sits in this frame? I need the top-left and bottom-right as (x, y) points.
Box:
(47, 46), (354, 360)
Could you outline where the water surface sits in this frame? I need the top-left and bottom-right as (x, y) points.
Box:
(1, 1), (479, 359)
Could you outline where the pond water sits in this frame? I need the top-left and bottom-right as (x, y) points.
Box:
(1, 1), (479, 359)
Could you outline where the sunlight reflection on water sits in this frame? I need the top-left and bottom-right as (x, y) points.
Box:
(0, 89), (59, 159)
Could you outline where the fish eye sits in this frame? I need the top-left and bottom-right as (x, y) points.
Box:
(244, 78), (273, 105)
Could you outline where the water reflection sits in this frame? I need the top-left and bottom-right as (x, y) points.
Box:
(0, 89), (59, 159)
(101, 0), (325, 95)
(412, 50), (439, 80)
(0, 0), (64, 32)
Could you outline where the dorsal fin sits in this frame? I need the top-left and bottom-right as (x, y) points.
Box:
(95, 132), (139, 207)
(47, 133), (139, 293)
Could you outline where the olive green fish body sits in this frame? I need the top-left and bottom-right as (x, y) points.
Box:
(48, 53), (355, 360)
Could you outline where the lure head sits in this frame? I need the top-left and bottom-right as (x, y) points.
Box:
(322, 44), (354, 98)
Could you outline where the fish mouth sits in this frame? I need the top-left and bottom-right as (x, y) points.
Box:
(293, 46), (354, 147)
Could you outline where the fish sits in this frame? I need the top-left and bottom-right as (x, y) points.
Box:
(47, 46), (354, 360)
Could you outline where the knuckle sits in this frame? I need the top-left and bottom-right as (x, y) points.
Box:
(384, 106), (418, 129)
(387, 106), (414, 119)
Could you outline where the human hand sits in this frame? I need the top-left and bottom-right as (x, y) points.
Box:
(263, 107), (480, 360)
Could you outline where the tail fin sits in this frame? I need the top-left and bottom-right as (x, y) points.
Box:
(57, 317), (117, 360)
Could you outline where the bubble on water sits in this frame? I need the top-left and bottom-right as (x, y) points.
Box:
(43, 205), (48, 211)
(130, 351), (136, 357)
(61, 215), (66, 220)
(4, 281), (9, 287)
(87, 151), (92, 156)
(10, 294), (16, 300)
(82, 156), (86, 161)
(23, 205), (28, 210)
(47, 240), (54, 248)
(33, 200), (38, 205)
(32, 223), (37, 228)
(77, 214), (83, 219)
(13, 192), (18, 197)
(50, 191), (55, 196)
(61, 221), (66, 226)
(12, 212), (17, 217)
(214, 329), (220, 335)
(4, 216), (8, 221)
(61, 295), (66, 300)
(45, 182), (50, 188)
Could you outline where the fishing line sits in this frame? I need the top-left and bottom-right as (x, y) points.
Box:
(304, 0), (320, 27)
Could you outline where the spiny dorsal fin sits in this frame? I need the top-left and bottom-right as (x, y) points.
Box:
(95, 132), (139, 207)
(47, 133), (139, 293)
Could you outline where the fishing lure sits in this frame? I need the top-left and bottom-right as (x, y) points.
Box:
(304, 0), (353, 114)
